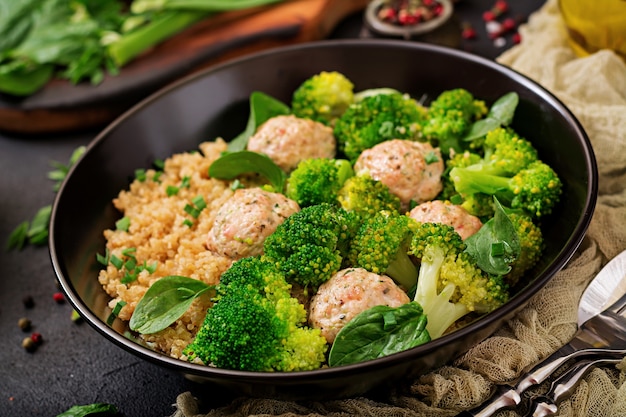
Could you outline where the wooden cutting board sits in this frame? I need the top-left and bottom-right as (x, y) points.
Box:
(0, 0), (369, 135)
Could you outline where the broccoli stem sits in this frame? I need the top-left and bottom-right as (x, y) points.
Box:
(385, 251), (418, 290)
(450, 168), (514, 202)
(108, 10), (209, 67)
(413, 246), (469, 339)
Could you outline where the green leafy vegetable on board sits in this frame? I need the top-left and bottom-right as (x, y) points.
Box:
(0, 0), (288, 96)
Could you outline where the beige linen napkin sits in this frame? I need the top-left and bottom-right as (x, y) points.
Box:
(172, 1), (626, 415)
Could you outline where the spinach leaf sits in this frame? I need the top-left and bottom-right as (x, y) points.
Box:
(129, 275), (213, 334)
(463, 92), (519, 142)
(227, 91), (291, 152)
(328, 302), (430, 367)
(208, 150), (287, 192)
(56, 403), (118, 417)
(464, 197), (520, 275)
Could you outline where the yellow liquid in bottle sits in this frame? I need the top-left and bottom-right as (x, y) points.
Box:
(558, 0), (626, 60)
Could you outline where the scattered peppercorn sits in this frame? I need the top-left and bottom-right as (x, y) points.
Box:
(18, 317), (32, 331)
(461, 22), (477, 39)
(377, 0), (446, 27)
(53, 292), (65, 303)
(22, 295), (35, 309)
(512, 32), (522, 44)
(22, 337), (36, 352)
(30, 332), (43, 345)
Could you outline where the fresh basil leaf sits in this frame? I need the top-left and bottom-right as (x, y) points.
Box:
(209, 150), (286, 192)
(464, 198), (520, 275)
(462, 117), (501, 142)
(328, 302), (430, 367)
(463, 92), (519, 142)
(55, 403), (118, 417)
(488, 92), (519, 126)
(227, 91), (291, 152)
(129, 276), (213, 334)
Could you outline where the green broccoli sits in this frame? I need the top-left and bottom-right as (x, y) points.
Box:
(183, 257), (327, 371)
(467, 127), (539, 176)
(333, 92), (426, 162)
(449, 160), (563, 218)
(291, 71), (355, 126)
(336, 173), (403, 222)
(409, 222), (509, 338)
(421, 88), (488, 156)
(439, 150), (482, 202)
(347, 210), (419, 290)
(262, 203), (358, 288)
(504, 211), (544, 287)
(285, 158), (354, 207)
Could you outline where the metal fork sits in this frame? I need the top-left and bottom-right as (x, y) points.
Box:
(462, 284), (626, 416)
(525, 355), (623, 417)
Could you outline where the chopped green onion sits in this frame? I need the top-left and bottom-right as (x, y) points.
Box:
(491, 242), (505, 257)
(107, 300), (127, 325)
(115, 216), (130, 232)
(153, 159), (165, 170)
(110, 254), (124, 269)
(181, 176), (191, 188)
(153, 171), (163, 183)
(425, 151), (439, 164)
(192, 195), (206, 210)
(96, 249), (110, 266)
(166, 185), (179, 196)
(135, 169), (147, 182)
(182, 219), (194, 228)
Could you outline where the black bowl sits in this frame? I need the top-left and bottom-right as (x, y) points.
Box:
(50, 39), (597, 400)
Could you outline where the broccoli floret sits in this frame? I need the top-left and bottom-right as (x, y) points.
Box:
(504, 211), (544, 287)
(336, 173), (403, 222)
(439, 150), (482, 201)
(409, 222), (509, 338)
(291, 71), (355, 126)
(333, 92), (426, 162)
(285, 158), (354, 207)
(183, 257), (327, 371)
(421, 88), (488, 155)
(449, 160), (563, 218)
(470, 127), (539, 176)
(348, 211), (419, 290)
(262, 203), (358, 288)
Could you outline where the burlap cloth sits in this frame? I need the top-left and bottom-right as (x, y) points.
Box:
(171, 1), (626, 415)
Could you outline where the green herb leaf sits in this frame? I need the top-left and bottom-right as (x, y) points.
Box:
(209, 150), (286, 192)
(463, 92), (519, 142)
(227, 91), (291, 152)
(55, 402), (118, 417)
(6, 221), (29, 251)
(129, 276), (213, 334)
(464, 197), (521, 275)
(328, 302), (430, 367)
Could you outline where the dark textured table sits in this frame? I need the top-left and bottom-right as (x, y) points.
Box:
(0, 2), (545, 416)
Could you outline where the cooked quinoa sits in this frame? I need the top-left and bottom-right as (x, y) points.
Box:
(98, 140), (238, 359)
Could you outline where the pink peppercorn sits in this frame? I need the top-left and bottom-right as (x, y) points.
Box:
(53, 292), (65, 303)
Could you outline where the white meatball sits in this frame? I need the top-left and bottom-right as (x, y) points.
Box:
(309, 268), (410, 344)
(206, 188), (299, 259)
(409, 200), (483, 240)
(247, 115), (336, 173)
(354, 139), (444, 207)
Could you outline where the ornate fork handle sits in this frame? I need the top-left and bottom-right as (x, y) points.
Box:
(525, 356), (623, 417)
(458, 346), (626, 417)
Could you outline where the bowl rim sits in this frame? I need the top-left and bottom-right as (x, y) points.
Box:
(49, 38), (598, 382)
